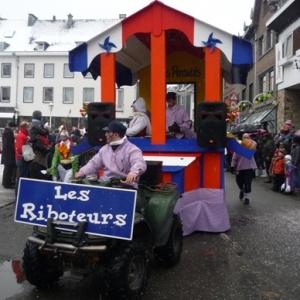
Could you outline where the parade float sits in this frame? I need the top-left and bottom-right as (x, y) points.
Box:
(68, 0), (254, 234)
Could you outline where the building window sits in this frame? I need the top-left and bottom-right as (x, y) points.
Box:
(266, 29), (273, 51)
(44, 64), (54, 78)
(1, 63), (11, 77)
(0, 86), (11, 102)
(63, 87), (74, 104)
(259, 75), (267, 93)
(43, 87), (53, 102)
(37, 43), (44, 50)
(283, 34), (292, 58)
(269, 70), (274, 91)
(116, 88), (124, 111)
(242, 88), (246, 101)
(84, 72), (93, 78)
(24, 64), (34, 78)
(64, 64), (74, 78)
(83, 88), (94, 103)
(23, 87), (34, 103)
(249, 83), (253, 102)
(258, 35), (264, 57)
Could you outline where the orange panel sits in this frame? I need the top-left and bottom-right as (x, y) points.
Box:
(162, 172), (172, 183)
(151, 31), (166, 144)
(205, 47), (221, 101)
(184, 157), (200, 191)
(100, 53), (116, 104)
(202, 153), (221, 189)
(203, 47), (221, 188)
(122, 2), (194, 45)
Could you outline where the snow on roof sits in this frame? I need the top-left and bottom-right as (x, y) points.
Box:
(0, 18), (121, 52)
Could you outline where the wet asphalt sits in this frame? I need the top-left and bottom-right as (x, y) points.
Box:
(0, 159), (300, 299)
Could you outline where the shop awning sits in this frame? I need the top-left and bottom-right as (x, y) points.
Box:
(243, 107), (276, 125)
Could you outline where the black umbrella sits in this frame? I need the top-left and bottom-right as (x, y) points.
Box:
(231, 123), (258, 134)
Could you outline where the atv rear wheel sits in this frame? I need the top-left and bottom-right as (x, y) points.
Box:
(153, 214), (183, 267)
(22, 241), (63, 288)
(104, 241), (148, 300)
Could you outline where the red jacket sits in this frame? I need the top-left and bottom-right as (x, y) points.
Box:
(271, 157), (285, 175)
(15, 128), (29, 160)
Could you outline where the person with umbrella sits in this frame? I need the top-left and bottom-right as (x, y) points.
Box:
(231, 133), (257, 205)
(231, 123), (258, 135)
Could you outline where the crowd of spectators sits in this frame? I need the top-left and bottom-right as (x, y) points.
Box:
(242, 119), (300, 196)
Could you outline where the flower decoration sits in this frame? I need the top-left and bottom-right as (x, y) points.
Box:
(226, 104), (239, 125)
(254, 91), (273, 104)
(79, 103), (88, 117)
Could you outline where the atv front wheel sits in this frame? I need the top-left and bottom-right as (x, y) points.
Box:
(153, 214), (183, 267)
(22, 241), (63, 288)
(104, 241), (148, 300)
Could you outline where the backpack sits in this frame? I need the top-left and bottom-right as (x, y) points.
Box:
(22, 142), (35, 161)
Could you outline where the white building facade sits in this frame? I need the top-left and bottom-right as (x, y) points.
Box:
(0, 14), (137, 129)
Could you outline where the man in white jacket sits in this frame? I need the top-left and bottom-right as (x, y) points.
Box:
(126, 97), (151, 137)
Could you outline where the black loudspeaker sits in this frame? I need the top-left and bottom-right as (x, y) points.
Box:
(88, 102), (115, 146)
(196, 101), (227, 148)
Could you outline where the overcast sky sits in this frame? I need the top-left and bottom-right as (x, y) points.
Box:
(0, 0), (254, 35)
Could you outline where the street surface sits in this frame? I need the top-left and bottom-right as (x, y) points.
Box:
(0, 160), (300, 299)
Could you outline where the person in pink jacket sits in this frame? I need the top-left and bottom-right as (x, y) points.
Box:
(75, 121), (147, 188)
(166, 92), (196, 139)
(231, 133), (258, 205)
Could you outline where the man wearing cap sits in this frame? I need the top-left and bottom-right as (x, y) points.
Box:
(75, 120), (146, 187)
(1, 121), (17, 189)
(166, 92), (196, 139)
(126, 97), (151, 137)
(47, 130), (79, 183)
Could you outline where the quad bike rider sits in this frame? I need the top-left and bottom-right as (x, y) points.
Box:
(18, 121), (183, 299)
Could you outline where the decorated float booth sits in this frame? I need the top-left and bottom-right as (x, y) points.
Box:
(69, 0), (253, 234)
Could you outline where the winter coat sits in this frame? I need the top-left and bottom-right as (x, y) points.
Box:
(262, 139), (276, 159)
(15, 128), (29, 160)
(1, 127), (15, 165)
(291, 144), (300, 167)
(271, 156), (285, 175)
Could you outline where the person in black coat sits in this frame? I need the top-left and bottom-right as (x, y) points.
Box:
(1, 121), (17, 188)
(262, 132), (276, 183)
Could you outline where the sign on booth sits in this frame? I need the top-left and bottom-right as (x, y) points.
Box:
(14, 178), (137, 240)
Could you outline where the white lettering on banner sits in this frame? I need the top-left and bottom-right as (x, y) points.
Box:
(20, 203), (128, 227)
(54, 185), (90, 201)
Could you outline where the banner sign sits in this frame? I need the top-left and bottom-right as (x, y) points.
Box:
(15, 178), (137, 240)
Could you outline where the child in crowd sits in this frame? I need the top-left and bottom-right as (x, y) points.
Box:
(270, 148), (286, 192)
(283, 154), (295, 195)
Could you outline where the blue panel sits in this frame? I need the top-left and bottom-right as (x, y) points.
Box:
(171, 170), (185, 193)
(69, 43), (88, 72)
(128, 138), (224, 153)
(70, 138), (93, 155)
(226, 137), (256, 160)
(232, 35), (253, 65)
(163, 166), (184, 172)
(15, 178), (136, 240)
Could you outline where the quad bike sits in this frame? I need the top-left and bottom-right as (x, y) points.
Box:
(22, 164), (183, 300)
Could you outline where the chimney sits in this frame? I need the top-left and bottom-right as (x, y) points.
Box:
(67, 13), (73, 28)
(28, 14), (38, 26)
(119, 14), (126, 19)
